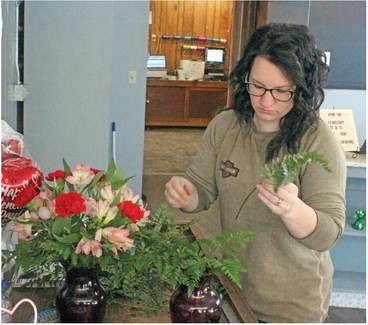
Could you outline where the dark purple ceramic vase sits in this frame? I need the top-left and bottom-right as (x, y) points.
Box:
(170, 275), (222, 323)
(55, 267), (107, 323)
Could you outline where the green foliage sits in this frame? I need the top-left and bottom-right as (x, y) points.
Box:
(3, 204), (252, 315)
(262, 152), (331, 192)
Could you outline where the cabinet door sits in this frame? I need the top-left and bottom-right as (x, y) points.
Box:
(188, 88), (227, 120)
(146, 86), (185, 123)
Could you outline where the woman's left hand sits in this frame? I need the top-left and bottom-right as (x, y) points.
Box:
(256, 181), (317, 238)
(256, 181), (299, 218)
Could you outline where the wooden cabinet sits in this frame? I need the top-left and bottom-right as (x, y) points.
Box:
(145, 79), (228, 127)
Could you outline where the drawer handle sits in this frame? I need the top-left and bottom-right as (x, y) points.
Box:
(146, 99), (150, 104)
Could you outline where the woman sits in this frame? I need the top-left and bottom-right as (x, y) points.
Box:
(164, 23), (346, 323)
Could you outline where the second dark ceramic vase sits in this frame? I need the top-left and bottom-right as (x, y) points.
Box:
(170, 275), (222, 323)
(55, 267), (107, 323)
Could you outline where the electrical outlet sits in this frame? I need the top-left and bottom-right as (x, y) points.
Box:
(128, 71), (137, 84)
(8, 84), (28, 101)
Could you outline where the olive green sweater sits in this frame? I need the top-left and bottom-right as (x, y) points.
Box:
(185, 109), (346, 323)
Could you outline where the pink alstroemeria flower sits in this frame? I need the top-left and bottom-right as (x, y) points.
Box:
(10, 211), (33, 240)
(33, 194), (45, 209)
(38, 206), (51, 220)
(39, 188), (52, 201)
(120, 184), (140, 203)
(75, 237), (102, 258)
(84, 197), (98, 216)
(32, 190), (58, 219)
(95, 229), (102, 241)
(65, 163), (95, 186)
(49, 199), (58, 218)
(90, 200), (118, 225)
(100, 185), (117, 202)
(102, 205), (118, 225)
(95, 200), (110, 219)
(101, 226), (134, 255)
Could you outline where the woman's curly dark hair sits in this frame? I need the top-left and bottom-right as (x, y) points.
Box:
(229, 23), (329, 162)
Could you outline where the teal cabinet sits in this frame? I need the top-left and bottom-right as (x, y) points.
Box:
(330, 158), (366, 308)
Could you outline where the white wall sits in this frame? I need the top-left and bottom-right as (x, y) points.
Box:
(267, 0), (310, 25)
(1, 1), (19, 129)
(23, 1), (149, 194)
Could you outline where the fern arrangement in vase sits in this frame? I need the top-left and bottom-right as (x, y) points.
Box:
(99, 204), (252, 314)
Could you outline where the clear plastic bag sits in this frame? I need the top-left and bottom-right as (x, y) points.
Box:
(1, 120), (43, 225)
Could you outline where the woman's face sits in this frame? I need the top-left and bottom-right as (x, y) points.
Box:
(248, 56), (295, 132)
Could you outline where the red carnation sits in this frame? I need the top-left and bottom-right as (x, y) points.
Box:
(117, 200), (144, 223)
(55, 192), (86, 217)
(46, 170), (65, 181)
(14, 186), (39, 207)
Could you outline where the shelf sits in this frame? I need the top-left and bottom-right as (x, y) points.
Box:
(329, 152), (366, 309)
(333, 270), (366, 294)
(346, 153), (366, 178)
(330, 233), (365, 273)
(347, 165), (366, 178)
(343, 217), (366, 237)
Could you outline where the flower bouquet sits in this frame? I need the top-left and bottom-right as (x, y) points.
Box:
(3, 159), (253, 319)
(3, 160), (150, 274)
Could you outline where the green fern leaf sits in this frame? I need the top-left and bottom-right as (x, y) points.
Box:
(262, 152), (331, 192)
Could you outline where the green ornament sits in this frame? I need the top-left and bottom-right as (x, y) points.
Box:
(353, 219), (365, 231)
(353, 209), (366, 219)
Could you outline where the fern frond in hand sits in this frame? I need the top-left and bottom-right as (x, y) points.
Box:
(262, 152), (331, 192)
(235, 151), (331, 219)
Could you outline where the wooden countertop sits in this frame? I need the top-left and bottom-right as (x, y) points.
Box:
(147, 78), (229, 88)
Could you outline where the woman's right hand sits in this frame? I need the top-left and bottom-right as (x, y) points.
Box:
(164, 176), (198, 212)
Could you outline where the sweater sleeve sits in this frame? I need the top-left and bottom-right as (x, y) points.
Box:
(295, 120), (347, 252)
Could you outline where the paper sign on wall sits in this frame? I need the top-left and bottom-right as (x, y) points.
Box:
(319, 109), (360, 152)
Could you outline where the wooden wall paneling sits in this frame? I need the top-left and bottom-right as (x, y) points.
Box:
(182, 1), (195, 64)
(229, 1), (257, 69)
(161, 2), (170, 58)
(175, 1), (185, 70)
(149, 1), (234, 73)
(166, 1), (179, 71)
(192, 1), (207, 62)
(150, 1), (163, 55)
(227, 1), (258, 107)
(206, 1), (216, 40)
(213, 1), (221, 37)
(219, 0), (233, 73)
(256, 1), (268, 27)
(148, 1), (155, 55)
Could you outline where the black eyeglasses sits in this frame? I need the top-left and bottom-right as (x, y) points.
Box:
(244, 82), (295, 102)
